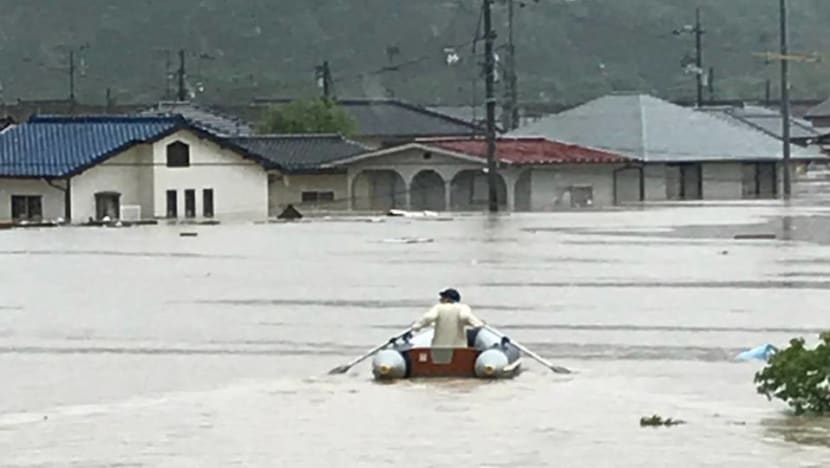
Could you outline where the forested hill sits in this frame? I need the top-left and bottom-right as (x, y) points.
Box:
(1, 0), (829, 107)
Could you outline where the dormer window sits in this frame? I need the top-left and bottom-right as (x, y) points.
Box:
(166, 141), (190, 167)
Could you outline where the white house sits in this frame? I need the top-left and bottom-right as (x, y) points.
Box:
(0, 115), (270, 224)
(320, 136), (637, 211)
(510, 93), (828, 201)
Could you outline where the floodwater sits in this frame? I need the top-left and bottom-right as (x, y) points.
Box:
(1, 201), (830, 467)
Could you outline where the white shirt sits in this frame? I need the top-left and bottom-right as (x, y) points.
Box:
(411, 302), (484, 348)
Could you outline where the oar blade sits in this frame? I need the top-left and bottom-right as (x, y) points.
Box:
(328, 365), (352, 375)
(550, 365), (571, 374)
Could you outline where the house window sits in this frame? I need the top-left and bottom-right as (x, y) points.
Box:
(166, 141), (190, 167)
(11, 195), (42, 221)
(569, 186), (594, 208)
(184, 189), (196, 218)
(301, 191), (335, 203)
(166, 190), (178, 218)
(203, 189), (214, 218)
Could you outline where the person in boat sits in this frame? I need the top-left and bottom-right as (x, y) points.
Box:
(410, 288), (484, 348)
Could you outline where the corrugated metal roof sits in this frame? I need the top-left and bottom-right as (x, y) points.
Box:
(0, 115), (184, 177)
(420, 137), (631, 164)
(253, 98), (481, 138)
(230, 134), (369, 172)
(509, 93), (822, 162)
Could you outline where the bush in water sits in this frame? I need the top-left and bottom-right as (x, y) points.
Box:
(755, 331), (830, 415)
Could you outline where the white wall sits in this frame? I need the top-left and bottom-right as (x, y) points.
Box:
(150, 130), (268, 221)
(70, 145), (150, 222)
(614, 167), (642, 204)
(0, 179), (65, 221)
(526, 165), (620, 210)
(643, 164), (668, 201)
(702, 162), (743, 199)
(269, 173), (349, 214)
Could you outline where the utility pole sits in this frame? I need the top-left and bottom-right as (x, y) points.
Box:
(673, 8), (705, 106)
(780, 0), (792, 199)
(315, 61), (334, 99)
(177, 49), (187, 102)
(484, 0), (499, 213)
(69, 50), (76, 113)
(502, 0), (519, 131)
(165, 50), (173, 100)
(323, 61), (333, 99)
(105, 88), (114, 113)
(707, 66), (715, 102)
(694, 8), (703, 107)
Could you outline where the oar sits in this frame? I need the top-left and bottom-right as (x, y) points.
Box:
(328, 328), (413, 375)
(484, 325), (571, 374)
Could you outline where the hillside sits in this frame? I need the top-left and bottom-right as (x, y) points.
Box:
(1, 0), (829, 107)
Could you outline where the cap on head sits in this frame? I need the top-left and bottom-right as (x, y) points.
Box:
(439, 288), (461, 303)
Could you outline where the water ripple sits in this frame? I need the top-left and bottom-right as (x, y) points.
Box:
(479, 280), (830, 290)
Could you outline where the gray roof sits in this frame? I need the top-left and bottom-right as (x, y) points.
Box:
(0, 117), (13, 133)
(805, 97), (830, 118)
(229, 134), (369, 172)
(700, 105), (825, 141)
(427, 105), (500, 124)
(141, 101), (254, 136)
(509, 93), (821, 162)
(253, 98), (481, 138)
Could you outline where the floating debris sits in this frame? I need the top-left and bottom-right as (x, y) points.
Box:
(640, 415), (686, 427)
(734, 233), (776, 240)
(278, 204), (303, 220)
(380, 237), (434, 244)
(387, 209), (439, 218)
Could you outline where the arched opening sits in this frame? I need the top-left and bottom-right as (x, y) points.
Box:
(351, 170), (407, 211)
(450, 170), (507, 211)
(514, 170), (532, 211)
(410, 170), (446, 211)
(95, 191), (121, 220)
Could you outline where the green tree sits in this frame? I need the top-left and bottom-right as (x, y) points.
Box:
(258, 98), (357, 135)
(755, 331), (830, 416)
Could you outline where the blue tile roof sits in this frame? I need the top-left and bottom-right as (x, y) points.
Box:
(0, 115), (188, 177)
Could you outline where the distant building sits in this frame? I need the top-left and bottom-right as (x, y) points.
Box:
(319, 136), (634, 211)
(509, 93), (827, 201)
(141, 101), (255, 137)
(700, 104), (830, 148)
(803, 97), (830, 130)
(0, 115), (270, 223)
(251, 98), (482, 149)
(230, 134), (369, 215)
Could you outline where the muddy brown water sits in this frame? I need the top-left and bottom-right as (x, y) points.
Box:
(1, 202), (829, 467)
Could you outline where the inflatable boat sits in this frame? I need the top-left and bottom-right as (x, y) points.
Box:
(370, 326), (522, 380)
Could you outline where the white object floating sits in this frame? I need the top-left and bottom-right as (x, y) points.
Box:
(387, 209), (439, 218)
